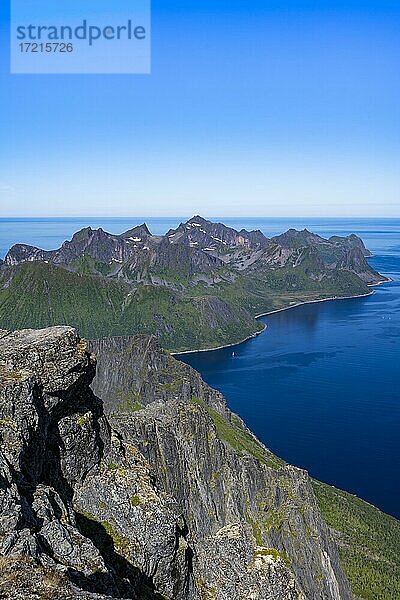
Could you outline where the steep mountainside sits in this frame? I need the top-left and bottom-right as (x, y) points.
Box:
(0, 326), (353, 600)
(0, 218), (387, 351)
(0, 327), (193, 600)
(1, 327), (399, 599)
(89, 334), (400, 600)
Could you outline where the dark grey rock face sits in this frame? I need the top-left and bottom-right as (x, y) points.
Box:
(4, 228), (138, 268)
(90, 334), (353, 600)
(270, 230), (380, 284)
(166, 216), (270, 251)
(0, 327), (191, 600)
(328, 234), (373, 258)
(3, 216), (384, 287)
(0, 327), (353, 599)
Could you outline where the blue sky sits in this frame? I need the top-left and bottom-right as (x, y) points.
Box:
(0, 1), (399, 217)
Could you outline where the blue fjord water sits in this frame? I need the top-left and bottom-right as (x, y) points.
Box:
(0, 217), (399, 518)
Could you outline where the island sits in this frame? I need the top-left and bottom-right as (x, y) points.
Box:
(0, 216), (388, 352)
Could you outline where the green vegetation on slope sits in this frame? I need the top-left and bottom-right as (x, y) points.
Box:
(0, 263), (261, 351)
(0, 262), (127, 338)
(190, 397), (284, 470)
(121, 284), (263, 351)
(214, 267), (370, 317)
(189, 394), (400, 598)
(0, 259), (370, 352)
(313, 480), (400, 600)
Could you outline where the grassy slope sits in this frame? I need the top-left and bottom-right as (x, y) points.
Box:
(0, 263), (127, 338)
(121, 284), (262, 351)
(215, 267), (370, 316)
(0, 263), (260, 350)
(313, 481), (400, 600)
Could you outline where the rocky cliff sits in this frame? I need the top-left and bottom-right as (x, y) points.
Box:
(90, 333), (353, 600)
(89, 334), (400, 600)
(0, 327), (192, 599)
(0, 326), (355, 599)
(88, 334), (400, 600)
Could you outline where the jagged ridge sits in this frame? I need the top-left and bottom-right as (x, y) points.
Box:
(0, 217), (388, 351)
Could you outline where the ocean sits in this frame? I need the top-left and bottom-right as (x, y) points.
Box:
(1, 216), (399, 518)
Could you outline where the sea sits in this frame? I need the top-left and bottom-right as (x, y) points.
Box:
(1, 217), (399, 518)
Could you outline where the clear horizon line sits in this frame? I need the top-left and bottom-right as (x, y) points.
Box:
(1, 215), (400, 220)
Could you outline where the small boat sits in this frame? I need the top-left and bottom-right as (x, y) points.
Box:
(232, 351), (235, 357)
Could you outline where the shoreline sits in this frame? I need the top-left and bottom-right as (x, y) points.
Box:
(253, 289), (374, 319)
(172, 323), (267, 356)
(174, 277), (391, 356)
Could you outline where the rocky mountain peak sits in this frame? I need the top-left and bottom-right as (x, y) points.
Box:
(187, 215), (208, 225)
(165, 215), (269, 251)
(72, 226), (94, 238)
(120, 223), (152, 239)
(271, 228), (326, 249)
(329, 233), (373, 257)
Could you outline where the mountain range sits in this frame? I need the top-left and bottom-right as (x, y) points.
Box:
(0, 217), (387, 351)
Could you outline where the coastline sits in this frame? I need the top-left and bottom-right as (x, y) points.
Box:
(172, 323), (267, 356)
(174, 277), (391, 356)
(253, 289), (374, 319)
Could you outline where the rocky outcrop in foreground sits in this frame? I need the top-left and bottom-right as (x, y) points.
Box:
(0, 327), (352, 599)
(0, 327), (190, 599)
